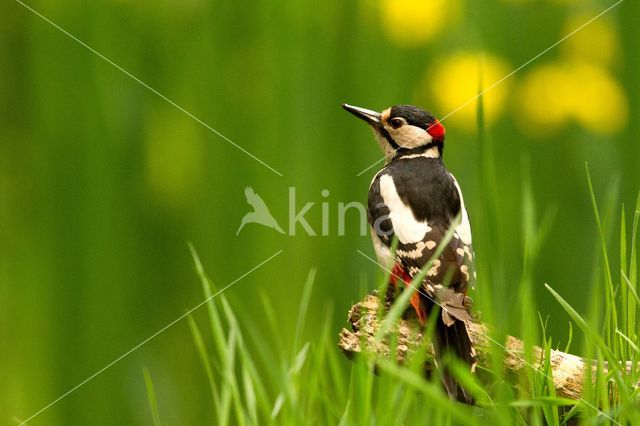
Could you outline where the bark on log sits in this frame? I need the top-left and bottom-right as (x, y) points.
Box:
(338, 293), (637, 402)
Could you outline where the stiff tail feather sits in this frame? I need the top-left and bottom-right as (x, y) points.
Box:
(434, 317), (476, 405)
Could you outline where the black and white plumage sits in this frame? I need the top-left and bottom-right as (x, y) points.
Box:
(344, 103), (476, 403)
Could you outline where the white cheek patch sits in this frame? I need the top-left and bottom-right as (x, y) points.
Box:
(379, 174), (431, 244)
(389, 125), (433, 149)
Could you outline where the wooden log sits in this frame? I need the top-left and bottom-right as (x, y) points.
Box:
(338, 293), (637, 402)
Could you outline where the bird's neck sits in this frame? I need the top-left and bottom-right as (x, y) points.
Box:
(394, 144), (442, 160)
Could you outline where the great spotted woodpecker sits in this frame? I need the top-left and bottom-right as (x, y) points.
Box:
(343, 103), (476, 404)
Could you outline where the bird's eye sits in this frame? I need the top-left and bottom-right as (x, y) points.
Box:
(389, 118), (404, 129)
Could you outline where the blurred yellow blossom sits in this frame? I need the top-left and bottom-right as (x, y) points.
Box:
(419, 52), (511, 132)
(515, 63), (573, 134)
(570, 62), (627, 133)
(380, 0), (461, 47)
(561, 15), (620, 67)
(516, 61), (627, 136)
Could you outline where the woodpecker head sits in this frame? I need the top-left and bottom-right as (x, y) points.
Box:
(342, 104), (445, 160)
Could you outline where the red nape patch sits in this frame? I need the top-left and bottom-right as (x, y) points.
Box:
(426, 119), (445, 141)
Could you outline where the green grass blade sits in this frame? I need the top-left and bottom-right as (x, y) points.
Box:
(188, 244), (229, 368)
(270, 393), (285, 420)
(622, 271), (640, 305)
(509, 397), (578, 408)
(621, 207), (629, 356)
(294, 269), (316, 354)
(142, 368), (162, 426)
(187, 314), (220, 411)
(337, 400), (350, 426)
(563, 321), (573, 354)
(375, 359), (477, 425)
(242, 366), (258, 425)
(545, 283), (615, 361)
(616, 329), (640, 354)
(585, 164), (618, 351)
(258, 291), (286, 361)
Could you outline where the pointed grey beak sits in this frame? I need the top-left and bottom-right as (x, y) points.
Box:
(342, 104), (381, 126)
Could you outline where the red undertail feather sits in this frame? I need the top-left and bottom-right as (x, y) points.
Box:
(390, 263), (427, 324)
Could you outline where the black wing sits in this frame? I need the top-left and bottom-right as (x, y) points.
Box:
(368, 157), (474, 294)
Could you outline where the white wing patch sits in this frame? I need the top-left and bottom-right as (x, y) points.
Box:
(450, 173), (472, 245)
(379, 174), (431, 244)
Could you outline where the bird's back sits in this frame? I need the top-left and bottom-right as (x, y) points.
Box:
(368, 156), (472, 292)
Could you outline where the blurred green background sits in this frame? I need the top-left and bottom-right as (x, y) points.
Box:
(1, 0), (639, 424)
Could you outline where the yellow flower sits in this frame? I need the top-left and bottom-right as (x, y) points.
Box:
(569, 62), (627, 134)
(515, 63), (573, 135)
(419, 52), (512, 132)
(515, 61), (628, 137)
(380, 0), (460, 47)
(561, 14), (620, 67)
